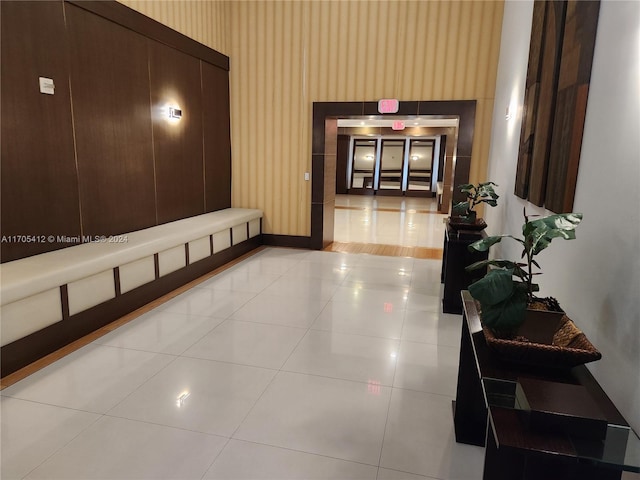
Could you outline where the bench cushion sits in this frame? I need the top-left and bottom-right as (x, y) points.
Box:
(0, 208), (262, 306)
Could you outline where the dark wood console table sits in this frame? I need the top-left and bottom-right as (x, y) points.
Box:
(454, 291), (640, 479)
(440, 221), (488, 314)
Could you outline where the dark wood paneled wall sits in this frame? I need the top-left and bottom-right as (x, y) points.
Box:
(149, 41), (205, 224)
(202, 62), (232, 213)
(0, 1), (232, 262)
(67, 4), (157, 236)
(0, 1), (81, 259)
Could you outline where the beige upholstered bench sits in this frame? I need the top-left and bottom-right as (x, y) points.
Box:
(0, 208), (262, 375)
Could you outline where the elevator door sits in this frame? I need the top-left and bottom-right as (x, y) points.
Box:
(347, 137), (436, 197)
(349, 138), (377, 195)
(377, 139), (406, 196)
(407, 139), (435, 195)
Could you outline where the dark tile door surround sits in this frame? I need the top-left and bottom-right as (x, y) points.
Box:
(311, 100), (476, 250)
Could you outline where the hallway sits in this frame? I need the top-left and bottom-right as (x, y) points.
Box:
(1, 246), (484, 480)
(328, 194), (447, 259)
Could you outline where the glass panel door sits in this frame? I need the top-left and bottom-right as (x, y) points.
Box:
(407, 139), (434, 193)
(377, 139), (405, 195)
(350, 139), (377, 193)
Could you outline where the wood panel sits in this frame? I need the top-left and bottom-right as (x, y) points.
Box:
(68, 1), (229, 69)
(545, 0), (600, 213)
(514, 0), (546, 199)
(324, 242), (443, 260)
(335, 135), (350, 195)
(0, 1), (81, 262)
(149, 40), (205, 224)
(202, 61), (232, 212)
(66, 3), (156, 236)
(527, 0), (567, 206)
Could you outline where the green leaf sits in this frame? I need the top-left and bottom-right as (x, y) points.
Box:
(526, 213), (583, 255)
(477, 183), (499, 199)
(466, 259), (526, 279)
(458, 184), (474, 193)
(468, 268), (515, 305)
(468, 235), (503, 252)
(480, 290), (527, 332)
(453, 202), (469, 214)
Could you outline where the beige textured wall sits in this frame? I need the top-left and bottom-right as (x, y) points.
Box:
(228, 0), (503, 236)
(117, 0), (230, 55)
(116, 0), (504, 237)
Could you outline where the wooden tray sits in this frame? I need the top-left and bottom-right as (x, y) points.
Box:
(482, 316), (602, 369)
(448, 217), (487, 231)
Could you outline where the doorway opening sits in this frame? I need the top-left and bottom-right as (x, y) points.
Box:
(311, 101), (476, 251)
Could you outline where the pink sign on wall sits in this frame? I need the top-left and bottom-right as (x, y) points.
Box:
(378, 99), (399, 114)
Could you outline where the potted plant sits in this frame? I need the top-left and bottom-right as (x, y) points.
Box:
(450, 182), (499, 230)
(465, 208), (582, 344)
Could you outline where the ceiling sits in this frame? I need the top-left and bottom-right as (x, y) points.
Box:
(337, 116), (459, 128)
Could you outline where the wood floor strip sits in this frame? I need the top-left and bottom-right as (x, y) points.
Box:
(324, 241), (443, 259)
(0, 246), (266, 390)
(334, 205), (442, 215)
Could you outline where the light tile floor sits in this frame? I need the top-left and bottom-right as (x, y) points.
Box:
(1, 247), (487, 480)
(333, 195), (447, 248)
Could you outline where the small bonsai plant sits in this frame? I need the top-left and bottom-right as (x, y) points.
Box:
(465, 208), (582, 336)
(452, 182), (499, 222)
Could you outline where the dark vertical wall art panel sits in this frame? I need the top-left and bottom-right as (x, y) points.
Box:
(515, 0), (599, 212)
(149, 41), (205, 223)
(202, 61), (232, 212)
(0, 1), (81, 262)
(545, 0), (600, 213)
(66, 3), (156, 236)
(527, 0), (567, 206)
(514, 0), (546, 199)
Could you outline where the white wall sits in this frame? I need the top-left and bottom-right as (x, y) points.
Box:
(485, 0), (640, 433)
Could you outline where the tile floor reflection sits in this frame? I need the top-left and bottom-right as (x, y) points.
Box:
(334, 195), (447, 249)
(1, 247), (489, 480)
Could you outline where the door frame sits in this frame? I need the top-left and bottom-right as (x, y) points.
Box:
(311, 100), (476, 250)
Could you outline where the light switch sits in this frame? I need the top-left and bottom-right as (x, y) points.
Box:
(39, 77), (55, 95)
(304, 172), (310, 181)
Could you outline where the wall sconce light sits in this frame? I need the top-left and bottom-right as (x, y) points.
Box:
(169, 107), (182, 119)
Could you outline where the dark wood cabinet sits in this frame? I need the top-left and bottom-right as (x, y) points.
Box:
(440, 220), (488, 314)
(454, 291), (640, 479)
